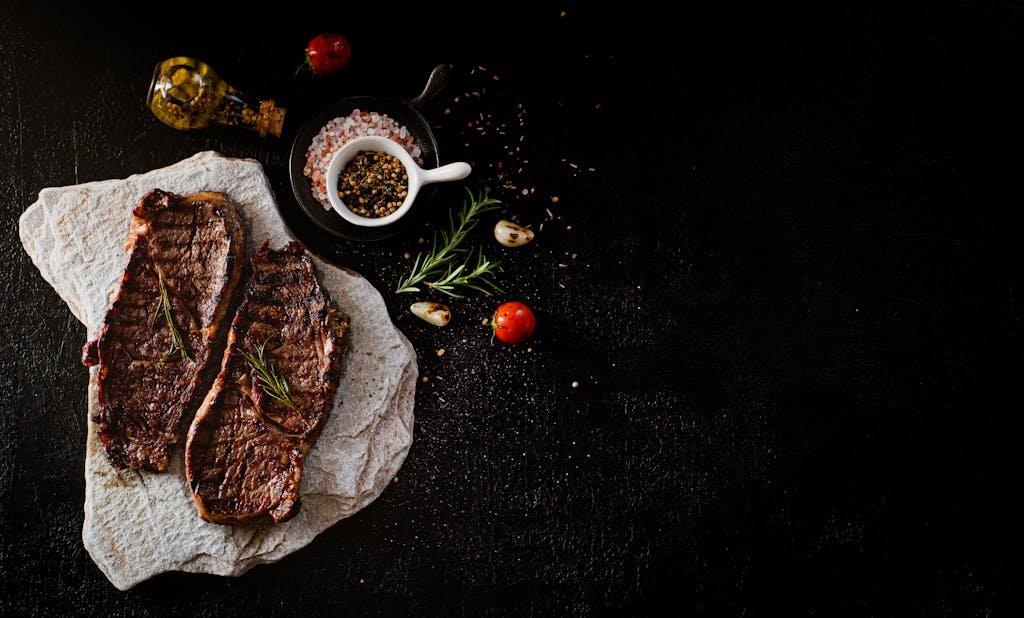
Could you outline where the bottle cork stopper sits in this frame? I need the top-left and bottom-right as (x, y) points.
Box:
(257, 100), (286, 137)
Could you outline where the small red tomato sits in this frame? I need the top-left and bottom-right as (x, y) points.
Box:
(302, 33), (352, 77)
(491, 302), (536, 344)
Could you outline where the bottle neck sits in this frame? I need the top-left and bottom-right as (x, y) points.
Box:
(256, 100), (286, 137)
(209, 88), (285, 137)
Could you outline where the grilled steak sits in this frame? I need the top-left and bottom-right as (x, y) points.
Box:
(81, 189), (245, 471)
(185, 242), (349, 524)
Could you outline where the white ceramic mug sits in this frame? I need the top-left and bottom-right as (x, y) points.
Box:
(326, 136), (472, 227)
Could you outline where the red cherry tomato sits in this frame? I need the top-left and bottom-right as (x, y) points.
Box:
(491, 302), (536, 344)
(303, 33), (352, 77)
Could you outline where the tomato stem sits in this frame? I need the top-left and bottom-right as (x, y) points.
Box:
(294, 56), (314, 78)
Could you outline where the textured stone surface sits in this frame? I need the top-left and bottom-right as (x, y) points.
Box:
(19, 152), (417, 589)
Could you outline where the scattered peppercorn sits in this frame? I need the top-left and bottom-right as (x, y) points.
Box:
(337, 151), (409, 218)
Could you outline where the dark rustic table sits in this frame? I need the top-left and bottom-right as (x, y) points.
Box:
(2, 3), (1022, 615)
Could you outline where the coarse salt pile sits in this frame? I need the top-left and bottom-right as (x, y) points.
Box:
(304, 109), (423, 209)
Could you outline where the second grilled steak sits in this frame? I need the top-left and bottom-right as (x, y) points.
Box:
(81, 189), (245, 471)
(185, 242), (350, 524)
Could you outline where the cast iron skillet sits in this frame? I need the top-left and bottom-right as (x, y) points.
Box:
(289, 64), (451, 242)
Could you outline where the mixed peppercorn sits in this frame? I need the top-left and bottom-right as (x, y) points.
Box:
(338, 151), (409, 217)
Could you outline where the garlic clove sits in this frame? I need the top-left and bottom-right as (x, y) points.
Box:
(410, 302), (451, 327)
(494, 219), (535, 247)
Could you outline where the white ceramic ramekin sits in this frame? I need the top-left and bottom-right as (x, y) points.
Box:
(326, 136), (471, 227)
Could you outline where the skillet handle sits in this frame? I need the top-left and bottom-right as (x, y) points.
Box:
(409, 64), (452, 109)
(419, 162), (472, 185)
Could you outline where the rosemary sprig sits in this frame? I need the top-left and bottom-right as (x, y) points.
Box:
(242, 340), (296, 409)
(158, 273), (192, 363)
(425, 247), (503, 298)
(395, 189), (502, 294)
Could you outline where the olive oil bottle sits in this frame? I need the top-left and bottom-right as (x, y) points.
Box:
(146, 56), (285, 137)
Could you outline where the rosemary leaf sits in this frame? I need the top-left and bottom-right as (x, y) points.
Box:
(242, 340), (296, 409)
(425, 247), (503, 299)
(396, 189), (502, 295)
(158, 273), (192, 362)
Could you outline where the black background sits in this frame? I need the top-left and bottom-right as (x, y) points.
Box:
(3, 2), (1023, 615)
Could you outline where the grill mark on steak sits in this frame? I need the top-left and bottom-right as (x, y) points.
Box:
(185, 242), (350, 524)
(81, 189), (245, 472)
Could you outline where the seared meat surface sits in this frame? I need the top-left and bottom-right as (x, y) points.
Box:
(82, 189), (245, 471)
(185, 242), (349, 524)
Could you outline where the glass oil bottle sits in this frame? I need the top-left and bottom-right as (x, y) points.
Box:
(146, 56), (285, 137)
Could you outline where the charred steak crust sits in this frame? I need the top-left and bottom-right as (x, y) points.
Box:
(81, 189), (245, 472)
(185, 242), (350, 524)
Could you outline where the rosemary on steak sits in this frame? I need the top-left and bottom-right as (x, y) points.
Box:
(242, 340), (296, 409)
(396, 189), (503, 297)
(157, 273), (192, 362)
